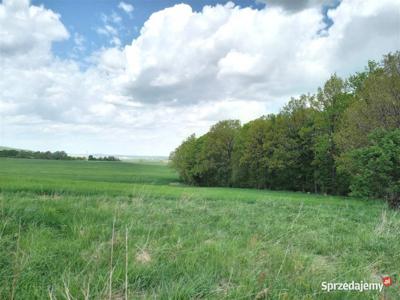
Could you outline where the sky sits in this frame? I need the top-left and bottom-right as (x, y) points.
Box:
(0, 0), (399, 156)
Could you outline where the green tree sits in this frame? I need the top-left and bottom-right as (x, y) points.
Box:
(346, 129), (400, 209)
(336, 52), (400, 152)
(311, 75), (353, 194)
(270, 95), (316, 192)
(200, 120), (241, 186)
(169, 134), (199, 184)
(232, 116), (272, 188)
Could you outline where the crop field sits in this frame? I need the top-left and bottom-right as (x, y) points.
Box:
(0, 158), (399, 299)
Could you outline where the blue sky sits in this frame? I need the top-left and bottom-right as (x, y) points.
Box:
(1, 0), (399, 155)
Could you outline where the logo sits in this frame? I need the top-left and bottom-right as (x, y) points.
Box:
(382, 276), (392, 287)
(321, 281), (383, 292)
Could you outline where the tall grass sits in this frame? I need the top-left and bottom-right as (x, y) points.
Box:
(0, 158), (399, 299)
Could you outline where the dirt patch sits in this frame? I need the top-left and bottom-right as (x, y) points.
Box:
(255, 288), (269, 299)
(136, 249), (151, 264)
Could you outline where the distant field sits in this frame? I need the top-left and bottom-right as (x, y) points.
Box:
(0, 158), (399, 299)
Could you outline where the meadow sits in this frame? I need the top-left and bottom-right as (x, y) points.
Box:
(0, 158), (399, 299)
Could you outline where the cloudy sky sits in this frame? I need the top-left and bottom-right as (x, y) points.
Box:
(0, 0), (399, 156)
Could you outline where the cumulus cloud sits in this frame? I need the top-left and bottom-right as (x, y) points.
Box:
(120, 0), (399, 105)
(0, 0), (399, 155)
(121, 3), (326, 105)
(0, 1), (126, 130)
(325, 0), (400, 73)
(0, 0), (68, 60)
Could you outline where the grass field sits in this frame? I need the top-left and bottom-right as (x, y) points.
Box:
(0, 158), (399, 299)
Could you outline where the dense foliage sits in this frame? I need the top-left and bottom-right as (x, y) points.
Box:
(0, 149), (84, 160)
(171, 52), (400, 207)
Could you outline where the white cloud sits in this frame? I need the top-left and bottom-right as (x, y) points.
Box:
(0, 0), (68, 61)
(111, 11), (122, 23)
(72, 32), (86, 54)
(97, 14), (122, 47)
(118, 1), (134, 16)
(325, 0), (400, 73)
(0, 0), (399, 155)
(123, 3), (319, 104)
(101, 11), (122, 25)
(120, 0), (399, 106)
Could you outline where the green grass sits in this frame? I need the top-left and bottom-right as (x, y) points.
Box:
(0, 158), (399, 299)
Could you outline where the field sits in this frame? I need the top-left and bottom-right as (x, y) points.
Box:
(0, 158), (399, 299)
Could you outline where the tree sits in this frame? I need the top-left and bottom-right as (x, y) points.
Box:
(311, 75), (353, 194)
(336, 52), (400, 152)
(280, 96), (317, 192)
(53, 151), (68, 160)
(200, 120), (241, 186)
(232, 116), (272, 188)
(169, 134), (200, 184)
(346, 129), (400, 208)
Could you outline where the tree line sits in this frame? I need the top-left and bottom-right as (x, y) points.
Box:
(88, 155), (120, 161)
(0, 149), (85, 160)
(170, 52), (400, 209)
(0, 150), (120, 162)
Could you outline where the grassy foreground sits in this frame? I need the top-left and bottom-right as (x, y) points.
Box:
(0, 158), (399, 299)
